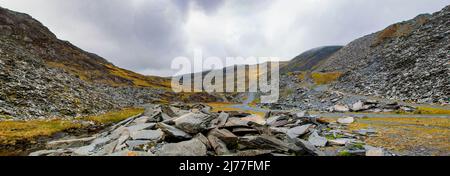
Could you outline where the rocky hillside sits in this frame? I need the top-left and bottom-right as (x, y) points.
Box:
(0, 6), (169, 88)
(316, 5), (450, 104)
(281, 46), (342, 74)
(0, 7), (218, 120)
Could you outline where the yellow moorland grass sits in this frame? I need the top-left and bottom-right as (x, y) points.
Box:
(372, 15), (428, 46)
(414, 106), (450, 115)
(286, 72), (306, 81)
(0, 120), (82, 145)
(104, 64), (171, 89)
(46, 61), (89, 81)
(81, 107), (145, 124)
(347, 117), (450, 155)
(311, 72), (342, 85)
(0, 108), (144, 146)
(342, 105), (450, 115)
(380, 106), (450, 115)
(297, 72), (306, 80)
(46, 61), (171, 89)
(373, 23), (413, 46)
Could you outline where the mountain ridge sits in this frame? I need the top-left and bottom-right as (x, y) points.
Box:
(280, 46), (343, 74)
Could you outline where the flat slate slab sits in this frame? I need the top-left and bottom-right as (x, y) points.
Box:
(287, 124), (312, 139)
(130, 129), (163, 141)
(126, 123), (156, 133)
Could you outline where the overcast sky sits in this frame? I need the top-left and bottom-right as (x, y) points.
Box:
(0, 0), (448, 76)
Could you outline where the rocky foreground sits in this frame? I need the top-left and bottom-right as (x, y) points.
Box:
(30, 104), (387, 156)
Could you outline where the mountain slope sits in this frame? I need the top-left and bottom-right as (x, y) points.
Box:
(281, 46), (342, 74)
(0, 7), (218, 120)
(316, 5), (450, 104)
(0, 6), (170, 89)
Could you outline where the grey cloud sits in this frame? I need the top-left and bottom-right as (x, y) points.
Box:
(193, 0), (225, 14)
(0, 0), (449, 76)
(171, 0), (225, 15)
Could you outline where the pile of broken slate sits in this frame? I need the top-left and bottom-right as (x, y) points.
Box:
(30, 104), (388, 156)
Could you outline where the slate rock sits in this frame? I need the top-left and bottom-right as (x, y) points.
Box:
(157, 122), (192, 140)
(208, 128), (238, 146)
(73, 145), (96, 156)
(194, 133), (212, 149)
(287, 124), (312, 139)
(126, 140), (152, 148)
(270, 127), (289, 134)
(108, 150), (155, 156)
(174, 112), (214, 133)
(236, 150), (273, 156)
(238, 135), (301, 153)
(46, 136), (96, 149)
(132, 116), (152, 124)
(328, 138), (356, 146)
(333, 104), (350, 112)
(130, 129), (163, 141)
(224, 118), (250, 127)
(126, 123), (156, 133)
(157, 138), (207, 156)
(207, 134), (230, 155)
(216, 112), (229, 127)
(308, 131), (327, 147)
(337, 117), (354, 124)
(265, 116), (281, 126)
(351, 101), (365, 112)
(293, 139), (326, 156)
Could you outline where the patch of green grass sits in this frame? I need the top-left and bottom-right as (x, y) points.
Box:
(350, 143), (365, 150)
(0, 115), (14, 120)
(325, 134), (345, 140)
(81, 108), (144, 124)
(337, 150), (353, 156)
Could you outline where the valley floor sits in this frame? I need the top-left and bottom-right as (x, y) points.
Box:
(211, 103), (450, 156)
(0, 100), (448, 156)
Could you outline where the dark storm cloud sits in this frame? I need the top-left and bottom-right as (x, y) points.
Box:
(0, 0), (449, 76)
